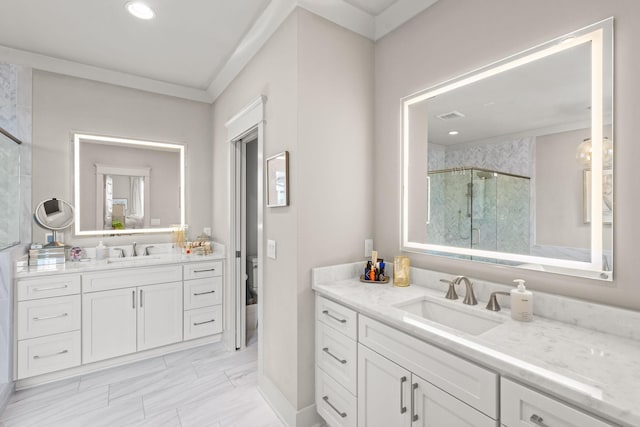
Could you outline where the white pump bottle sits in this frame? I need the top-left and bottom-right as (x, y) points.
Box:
(510, 279), (533, 322)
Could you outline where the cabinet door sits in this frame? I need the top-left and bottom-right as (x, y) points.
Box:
(412, 375), (497, 427)
(137, 282), (183, 351)
(358, 344), (411, 427)
(83, 288), (137, 363)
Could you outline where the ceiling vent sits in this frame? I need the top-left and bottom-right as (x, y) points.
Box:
(436, 110), (466, 120)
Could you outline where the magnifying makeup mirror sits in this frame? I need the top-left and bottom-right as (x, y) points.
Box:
(34, 198), (75, 247)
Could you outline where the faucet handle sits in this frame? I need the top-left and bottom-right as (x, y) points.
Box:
(486, 291), (510, 311)
(144, 246), (154, 256)
(440, 279), (458, 300)
(113, 248), (125, 258)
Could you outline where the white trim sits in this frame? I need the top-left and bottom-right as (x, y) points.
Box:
(207, 0), (297, 100)
(298, 0), (374, 39)
(0, 44), (211, 103)
(258, 374), (324, 427)
(225, 96), (267, 139)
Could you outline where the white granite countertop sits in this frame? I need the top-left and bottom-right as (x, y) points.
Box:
(313, 268), (640, 427)
(15, 252), (226, 278)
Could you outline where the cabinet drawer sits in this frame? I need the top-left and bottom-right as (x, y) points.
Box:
(17, 331), (81, 379)
(184, 261), (223, 280)
(359, 315), (498, 419)
(184, 276), (222, 310)
(317, 367), (357, 427)
(317, 321), (357, 395)
(83, 265), (182, 292)
(317, 296), (357, 340)
(501, 378), (614, 427)
(17, 295), (81, 340)
(17, 275), (80, 301)
(184, 305), (222, 340)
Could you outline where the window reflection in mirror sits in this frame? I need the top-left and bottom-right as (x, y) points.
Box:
(402, 18), (613, 280)
(73, 134), (185, 236)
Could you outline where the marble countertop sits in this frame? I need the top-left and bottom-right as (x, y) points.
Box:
(313, 275), (640, 427)
(15, 252), (226, 278)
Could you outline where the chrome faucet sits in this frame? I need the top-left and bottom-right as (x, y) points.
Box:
(132, 242), (137, 257)
(440, 276), (478, 305)
(454, 276), (478, 305)
(144, 245), (154, 256)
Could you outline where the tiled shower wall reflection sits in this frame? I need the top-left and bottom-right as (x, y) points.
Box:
(427, 138), (532, 256)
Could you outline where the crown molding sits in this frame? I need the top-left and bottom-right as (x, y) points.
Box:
(0, 44), (212, 103)
(375, 0), (439, 40)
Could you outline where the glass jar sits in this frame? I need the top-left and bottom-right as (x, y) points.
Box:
(393, 256), (410, 287)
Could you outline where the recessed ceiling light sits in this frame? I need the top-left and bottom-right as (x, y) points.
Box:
(448, 131), (459, 136)
(126, 2), (155, 20)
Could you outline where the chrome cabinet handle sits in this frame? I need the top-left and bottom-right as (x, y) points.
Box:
(411, 383), (418, 421)
(322, 396), (347, 418)
(322, 310), (346, 324)
(322, 347), (347, 364)
(194, 290), (215, 296)
(132, 290), (136, 309)
(33, 313), (68, 321)
(193, 319), (215, 326)
(33, 284), (68, 292)
(400, 376), (407, 414)
(33, 349), (68, 359)
(530, 414), (549, 427)
(193, 268), (216, 273)
(140, 289), (143, 307)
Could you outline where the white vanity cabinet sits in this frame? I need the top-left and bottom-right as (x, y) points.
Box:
(15, 274), (82, 379)
(82, 267), (183, 363)
(183, 261), (223, 340)
(357, 315), (497, 427)
(315, 296), (498, 427)
(315, 296), (358, 427)
(501, 378), (614, 427)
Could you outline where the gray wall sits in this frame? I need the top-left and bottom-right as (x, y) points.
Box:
(32, 70), (212, 246)
(212, 7), (373, 415)
(246, 140), (258, 257)
(374, 0), (640, 310)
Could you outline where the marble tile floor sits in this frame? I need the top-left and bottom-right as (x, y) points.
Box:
(0, 338), (283, 427)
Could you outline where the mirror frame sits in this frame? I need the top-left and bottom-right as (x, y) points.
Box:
(401, 18), (613, 280)
(73, 133), (186, 236)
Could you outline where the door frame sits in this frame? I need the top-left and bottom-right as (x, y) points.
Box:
(225, 96), (266, 356)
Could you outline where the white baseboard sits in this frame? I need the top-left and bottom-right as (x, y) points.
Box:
(258, 374), (325, 427)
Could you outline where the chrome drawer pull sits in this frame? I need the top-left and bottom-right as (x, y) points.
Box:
(33, 313), (68, 321)
(530, 414), (549, 427)
(32, 284), (68, 292)
(411, 383), (418, 421)
(33, 349), (68, 359)
(194, 290), (215, 296)
(322, 396), (347, 418)
(322, 347), (347, 364)
(400, 376), (407, 414)
(193, 268), (216, 273)
(193, 319), (215, 326)
(322, 310), (346, 324)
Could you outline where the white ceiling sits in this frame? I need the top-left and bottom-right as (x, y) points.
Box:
(0, 0), (438, 103)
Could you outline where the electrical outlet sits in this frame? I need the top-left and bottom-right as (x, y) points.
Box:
(151, 218), (161, 226)
(364, 239), (373, 258)
(267, 239), (277, 259)
(203, 227), (211, 236)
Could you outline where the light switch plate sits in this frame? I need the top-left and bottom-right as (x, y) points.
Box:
(203, 227), (211, 236)
(364, 239), (373, 258)
(267, 239), (277, 259)
(151, 218), (161, 226)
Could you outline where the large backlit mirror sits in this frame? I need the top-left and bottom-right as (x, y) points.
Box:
(74, 133), (185, 236)
(402, 18), (613, 281)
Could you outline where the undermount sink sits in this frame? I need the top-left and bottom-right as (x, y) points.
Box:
(394, 297), (504, 336)
(107, 255), (163, 263)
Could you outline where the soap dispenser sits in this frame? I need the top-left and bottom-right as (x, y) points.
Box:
(96, 241), (107, 260)
(510, 279), (533, 322)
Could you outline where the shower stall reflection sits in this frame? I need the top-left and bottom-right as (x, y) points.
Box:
(426, 167), (530, 259)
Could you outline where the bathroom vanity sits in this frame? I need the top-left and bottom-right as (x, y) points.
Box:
(13, 253), (224, 388)
(313, 263), (639, 427)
